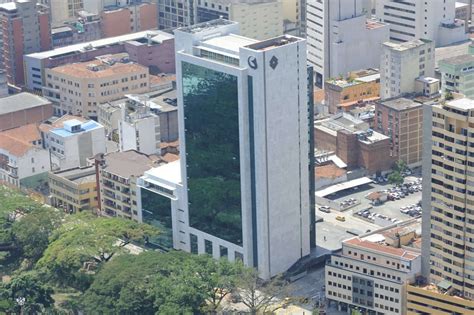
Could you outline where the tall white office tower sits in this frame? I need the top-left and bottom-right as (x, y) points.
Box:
(139, 19), (314, 280)
(375, 0), (467, 47)
(306, 0), (389, 87)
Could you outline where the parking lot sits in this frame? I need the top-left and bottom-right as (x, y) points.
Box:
(315, 170), (423, 252)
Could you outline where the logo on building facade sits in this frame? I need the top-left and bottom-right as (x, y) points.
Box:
(269, 56), (278, 70)
(248, 56), (258, 69)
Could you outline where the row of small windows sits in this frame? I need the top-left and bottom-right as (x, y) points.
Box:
(332, 260), (403, 281)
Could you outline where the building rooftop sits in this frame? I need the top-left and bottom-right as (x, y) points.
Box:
(315, 162), (346, 179)
(383, 39), (431, 52)
(345, 237), (419, 260)
(39, 115), (87, 134)
(439, 53), (474, 66)
(445, 97), (474, 110)
(102, 150), (157, 178)
(0, 124), (42, 157)
(0, 93), (51, 115)
(51, 166), (97, 184)
(379, 97), (423, 111)
(177, 18), (236, 34)
(201, 34), (258, 54)
(50, 119), (103, 138)
(145, 160), (181, 185)
(49, 56), (146, 79)
(25, 30), (173, 60)
(246, 35), (301, 51)
(366, 19), (386, 30)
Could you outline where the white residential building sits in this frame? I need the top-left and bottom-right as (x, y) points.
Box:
(306, 0), (389, 87)
(42, 116), (106, 170)
(0, 124), (50, 187)
(141, 19), (314, 279)
(375, 0), (468, 47)
(380, 39), (435, 100)
(118, 95), (161, 155)
(325, 219), (422, 315)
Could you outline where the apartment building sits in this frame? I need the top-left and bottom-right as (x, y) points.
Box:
(406, 283), (474, 314)
(100, 2), (157, 38)
(324, 69), (380, 114)
(421, 97), (474, 301)
(43, 54), (149, 119)
(306, 0), (389, 87)
(380, 39), (435, 100)
(48, 166), (98, 213)
(375, 0), (467, 47)
(0, 1), (51, 88)
(41, 116), (106, 170)
(195, 0), (283, 40)
(0, 124), (50, 187)
(51, 12), (102, 48)
(439, 54), (474, 99)
(97, 150), (158, 220)
(375, 97), (425, 166)
(24, 30), (175, 92)
(157, 0), (194, 29)
(99, 87), (178, 143)
(325, 219), (422, 315)
(0, 93), (53, 132)
(42, 0), (84, 25)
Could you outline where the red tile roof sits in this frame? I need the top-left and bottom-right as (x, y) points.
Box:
(0, 124), (42, 156)
(345, 237), (419, 260)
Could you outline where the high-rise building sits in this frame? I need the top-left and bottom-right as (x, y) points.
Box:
(157, 0), (194, 30)
(195, 0), (283, 40)
(375, 0), (467, 47)
(421, 97), (474, 301)
(380, 39), (435, 100)
(39, 0), (84, 25)
(137, 19), (314, 279)
(0, 1), (51, 89)
(306, 0), (389, 88)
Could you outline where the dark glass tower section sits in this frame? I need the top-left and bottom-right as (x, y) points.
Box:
(141, 188), (173, 249)
(181, 61), (242, 246)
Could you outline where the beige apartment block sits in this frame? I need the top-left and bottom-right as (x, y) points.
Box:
(428, 97), (474, 300)
(43, 54), (149, 120)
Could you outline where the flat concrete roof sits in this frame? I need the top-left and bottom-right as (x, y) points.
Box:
(145, 160), (181, 185)
(379, 97), (423, 111)
(0, 92), (51, 115)
(439, 53), (474, 66)
(383, 39), (431, 51)
(103, 150), (156, 178)
(202, 34), (257, 54)
(446, 97), (474, 110)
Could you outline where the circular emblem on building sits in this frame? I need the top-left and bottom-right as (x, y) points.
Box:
(247, 56), (258, 69)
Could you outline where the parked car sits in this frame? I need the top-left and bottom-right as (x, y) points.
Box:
(336, 215), (346, 222)
(319, 206), (331, 213)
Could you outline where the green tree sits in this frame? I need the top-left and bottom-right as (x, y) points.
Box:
(0, 271), (54, 313)
(36, 212), (158, 291)
(393, 160), (408, 174)
(11, 207), (63, 263)
(388, 172), (404, 185)
(445, 91), (454, 100)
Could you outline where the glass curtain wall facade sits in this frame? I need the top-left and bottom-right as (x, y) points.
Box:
(140, 188), (173, 249)
(181, 61), (242, 246)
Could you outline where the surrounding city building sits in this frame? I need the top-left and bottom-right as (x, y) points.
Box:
(43, 53), (149, 119)
(48, 165), (98, 213)
(306, 0), (389, 87)
(100, 2), (157, 38)
(314, 113), (394, 175)
(0, 124), (50, 187)
(439, 53), (474, 99)
(375, 0), (468, 46)
(40, 116), (106, 170)
(51, 12), (102, 47)
(157, 0), (194, 30)
(24, 30), (175, 93)
(0, 0), (51, 89)
(167, 19), (314, 279)
(325, 219), (422, 314)
(42, 0), (84, 25)
(195, 0), (283, 40)
(100, 89), (178, 155)
(421, 97), (474, 302)
(0, 71), (7, 98)
(375, 96), (426, 166)
(324, 69), (380, 114)
(96, 150), (158, 220)
(380, 39), (435, 100)
(406, 283), (474, 314)
(0, 93), (53, 132)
